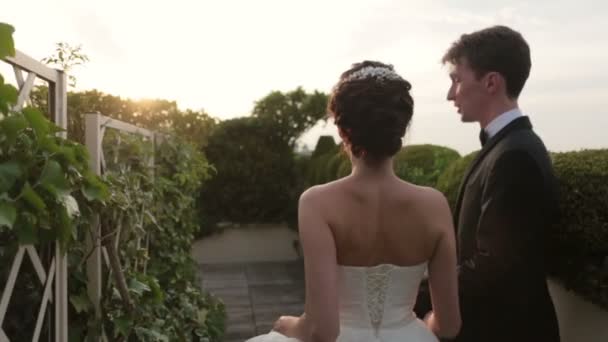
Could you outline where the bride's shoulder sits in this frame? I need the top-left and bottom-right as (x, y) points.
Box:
(299, 182), (331, 204)
(300, 178), (346, 201)
(409, 186), (453, 231)
(403, 183), (450, 211)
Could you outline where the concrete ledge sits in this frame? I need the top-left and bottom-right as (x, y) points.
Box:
(192, 224), (300, 264)
(548, 278), (608, 342)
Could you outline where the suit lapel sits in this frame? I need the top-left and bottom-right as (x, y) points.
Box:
(453, 116), (533, 225)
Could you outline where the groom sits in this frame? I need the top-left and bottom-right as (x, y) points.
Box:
(415, 25), (560, 341)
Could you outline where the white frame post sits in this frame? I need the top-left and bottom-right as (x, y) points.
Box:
(84, 113), (103, 324)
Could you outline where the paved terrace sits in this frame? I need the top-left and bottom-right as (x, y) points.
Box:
(199, 261), (305, 342)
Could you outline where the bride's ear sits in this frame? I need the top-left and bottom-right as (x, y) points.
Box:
(338, 128), (353, 157)
(338, 127), (349, 144)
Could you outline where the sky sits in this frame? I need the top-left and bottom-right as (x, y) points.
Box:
(2, 0), (607, 155)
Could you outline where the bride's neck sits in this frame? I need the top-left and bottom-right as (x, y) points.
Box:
(350, 157), (395, 179)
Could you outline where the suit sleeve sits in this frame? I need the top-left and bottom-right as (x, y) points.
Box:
(414, 278), (432, 318)
(458, 150), (550, 295)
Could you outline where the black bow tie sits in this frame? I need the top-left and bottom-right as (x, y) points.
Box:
(479, 129), (489, 146)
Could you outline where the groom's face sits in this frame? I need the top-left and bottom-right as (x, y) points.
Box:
(446, 59), (487, 123)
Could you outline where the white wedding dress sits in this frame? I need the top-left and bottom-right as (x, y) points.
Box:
(246, 263), (438, 342)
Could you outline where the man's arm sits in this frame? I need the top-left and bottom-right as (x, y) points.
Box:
(459, 150), (548, 294)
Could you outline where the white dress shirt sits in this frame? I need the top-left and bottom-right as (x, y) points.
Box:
(484, 108), (524, 139)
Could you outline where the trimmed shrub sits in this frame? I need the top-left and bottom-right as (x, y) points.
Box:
(286, 153), (312, 230)
(311, 135), (337, 158)
(547, 149), (608, 309)
(337, 156), (352, 178)
(394, 144), (461, 186)
(436, 151), (479, 211)
(325, 151), (349, 182)
(305, 136), (340, 186)
(199, 117), (295, 233)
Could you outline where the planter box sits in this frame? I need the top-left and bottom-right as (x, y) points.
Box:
(548, 278), (608, 342)
(192, 223), (300, 264)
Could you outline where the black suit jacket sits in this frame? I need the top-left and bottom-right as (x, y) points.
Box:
(415, 117), (560, 342)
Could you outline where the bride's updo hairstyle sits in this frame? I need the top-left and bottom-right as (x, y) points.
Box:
(328, 61), (414, 163)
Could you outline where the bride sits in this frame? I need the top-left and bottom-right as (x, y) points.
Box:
(247, 61), (461, 342)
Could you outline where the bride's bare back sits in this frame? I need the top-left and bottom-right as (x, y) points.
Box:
(297, 166), (460, 340)
(317, 173), (449, 267)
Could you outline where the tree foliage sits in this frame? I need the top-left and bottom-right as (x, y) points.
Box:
(29, 87), (218, 147)
(252, 87), (328, 147)
(199, 117), (295, 234)
(41, 42), (89, 88)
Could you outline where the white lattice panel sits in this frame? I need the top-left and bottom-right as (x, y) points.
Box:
(1, 49), (68, 342)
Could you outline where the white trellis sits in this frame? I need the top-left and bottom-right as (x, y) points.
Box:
(84, 113), (156, 339)
(0, 51), (68, 341)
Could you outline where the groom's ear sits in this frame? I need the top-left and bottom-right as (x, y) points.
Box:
(485, 72), (504, 95)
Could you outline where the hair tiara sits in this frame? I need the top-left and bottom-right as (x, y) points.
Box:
(342, 65), (404, 83)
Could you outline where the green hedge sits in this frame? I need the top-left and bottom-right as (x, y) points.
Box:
(435, 151), (479, 211)
(547, 149), (608, 309)
(306, 144), (461, 187)
(394, 144), (461, 186)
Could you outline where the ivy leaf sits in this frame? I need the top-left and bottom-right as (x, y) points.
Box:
(60, 194), (79, 218)
(69, 292), (92, 313)
(0, 201), (16, 228)
(39, 136), (60, 154)
(48, 121), (64, 135)
(196, 308), (208, 325)
(21, 182), (46, 212)
(68, 324), (84, 342)
(58, 145), (77, 165)
(0, 161), (21, 193)
(128, 278), (150, 296)
(40, 160), (70, 197)
(144, 209), (158, 228)
(134, 327), (168, 342)
(23, 107), (49, 137)
(0, 114), (27, 144)
(57, 206), (72, 249)
(82, 172), (108, 201)
(0, 23), (16, 59)
(0, 83), (18, 114)
(114, 316), (132, 338)
(16, 214), (38, 244)
(149, 277), (164, 304)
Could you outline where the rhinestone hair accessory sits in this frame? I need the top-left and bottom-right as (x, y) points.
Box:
(342, 65), (404, 83)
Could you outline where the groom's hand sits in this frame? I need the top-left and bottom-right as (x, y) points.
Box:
(273, 315), (305, 338)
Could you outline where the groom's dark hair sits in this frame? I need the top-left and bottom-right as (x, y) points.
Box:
(442, 25), (531, 99)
